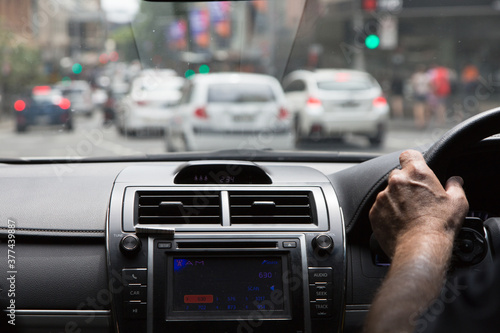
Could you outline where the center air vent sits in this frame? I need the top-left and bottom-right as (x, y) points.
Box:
(229, 191), (314, 224)
(136, 191), (221, 224)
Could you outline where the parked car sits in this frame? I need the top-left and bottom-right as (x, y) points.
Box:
(14, 85), (73, 132)
(165, 72), (294, 151)
(57, 80), (95, 117)
(283, 69), (389, 146)
(115, 72), (184, 136)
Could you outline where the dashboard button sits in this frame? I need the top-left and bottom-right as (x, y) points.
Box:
(308, 268), (333, 284)
(283, 241), (297, 248)
(313, 234), (334, 252)
(124, 286), (147, 302)
(120, 234), (141, 255)
(124, 302), (147, 320)
(310, 300), (333, 318)
(309, 284), (333, 300)
(122, 269), (147, 285)
(158, 242), (172, 249)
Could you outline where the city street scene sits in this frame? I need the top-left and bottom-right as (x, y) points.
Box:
(1, 0), (500, 158)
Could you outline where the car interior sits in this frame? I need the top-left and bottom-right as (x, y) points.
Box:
(1, 0), (500, 332)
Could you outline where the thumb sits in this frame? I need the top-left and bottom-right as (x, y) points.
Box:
(445, 176), (468, 208)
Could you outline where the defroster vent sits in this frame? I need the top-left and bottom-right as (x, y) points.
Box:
(137, 191), (221, 224)
(229, 191), (315, 224)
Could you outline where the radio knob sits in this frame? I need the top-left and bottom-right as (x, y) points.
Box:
(313, 234), (334, 252)
(120, 234), (141, 255)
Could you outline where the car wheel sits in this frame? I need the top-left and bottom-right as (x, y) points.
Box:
(16, 124), (27, 133)
(166, 131), (188, 152)
(294, 116), (304, 146)
(117, 126), (126, 136)
(65, 121), (74, 132)
(368, 124), (386, 147)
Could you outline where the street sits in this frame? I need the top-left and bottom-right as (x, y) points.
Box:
(0, 112), (457, 159)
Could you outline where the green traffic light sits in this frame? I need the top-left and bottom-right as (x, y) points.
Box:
(365, 35), (380, 49)
(199, 64), (210, 74)
(185, 69), (195, 79)
(72, 63), (83, 74)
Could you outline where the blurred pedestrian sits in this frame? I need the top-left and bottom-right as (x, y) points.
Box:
(390, 74), (404, 118)
(428, 64), (451, 125)
(410, 65), (430, 129)
(103, 89), (116, 126)
(461, 62), (479, 95)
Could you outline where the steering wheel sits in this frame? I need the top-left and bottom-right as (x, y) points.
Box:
(424, 106), (500, 258)
(424, 106), (500, 183)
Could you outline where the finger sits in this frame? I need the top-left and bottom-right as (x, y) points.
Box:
(399, 150), (425, 169)
(445, 176), (466, 199)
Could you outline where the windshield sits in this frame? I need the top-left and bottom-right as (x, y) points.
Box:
(1, 0), (498, 158)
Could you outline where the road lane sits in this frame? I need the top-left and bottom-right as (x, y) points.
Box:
(0, 113), (455, 158)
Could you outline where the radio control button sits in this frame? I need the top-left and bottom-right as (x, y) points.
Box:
(122, 269), (147, 285)
(309, 284), (333, 300)
(124, 286), (147, 302)
(310, 300), (333, 318)
(120, 235), (141, 255)
(157, 242), (172, 249)
(308, 268), (333, 284)
(124, 302), (147, 320)
(313, 235), (334, 252)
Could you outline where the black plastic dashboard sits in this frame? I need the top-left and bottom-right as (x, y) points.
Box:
(0, 159), (354, 333)
(1, 141), (498, 332)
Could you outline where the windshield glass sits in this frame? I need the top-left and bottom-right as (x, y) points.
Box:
(1, 0), (498, 158)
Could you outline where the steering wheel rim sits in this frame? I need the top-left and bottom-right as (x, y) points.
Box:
(424, 106), (500, 183)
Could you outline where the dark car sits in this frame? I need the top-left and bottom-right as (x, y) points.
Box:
(14, 86), (73, 132)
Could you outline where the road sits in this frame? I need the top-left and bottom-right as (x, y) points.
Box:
(0, 112), (456, 159)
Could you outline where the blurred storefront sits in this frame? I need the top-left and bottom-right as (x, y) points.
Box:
(314, 0), (500, 78)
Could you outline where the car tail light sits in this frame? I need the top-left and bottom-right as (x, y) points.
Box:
(307, 97), (322, 107)
(136, 100), (149, 106)
(14, 100), (26, 112)
(278, 107), (289, 119)
(32, 85), (51, 95)
(58, 98), (71, 110)
(194, 107), (208, 119)
(373, 96), (387, 108)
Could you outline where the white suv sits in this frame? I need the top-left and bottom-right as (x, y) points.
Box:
(165, 72), (294, 152)
(283, 69), (389, 146)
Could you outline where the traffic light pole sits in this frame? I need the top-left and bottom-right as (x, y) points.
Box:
(352, 9), (366, 71)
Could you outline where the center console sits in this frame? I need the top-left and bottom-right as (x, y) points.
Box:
(107, 161), (345, 332)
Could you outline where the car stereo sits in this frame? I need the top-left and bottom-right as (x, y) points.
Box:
(152, 238), (303, 332)
(107, 163), (345, 333)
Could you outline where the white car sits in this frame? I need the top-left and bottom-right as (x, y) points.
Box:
(165, 72), (294, 152)
(115, 71), (184, 136)
(57, 80), (95, 117)
(283, 69), (390, 146)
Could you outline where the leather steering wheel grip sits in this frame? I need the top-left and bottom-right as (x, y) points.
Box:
(424, 107), (500, 183)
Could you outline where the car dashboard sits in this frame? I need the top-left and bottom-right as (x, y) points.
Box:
(0, 142), (498, 333)
(0, 157), (354, 333)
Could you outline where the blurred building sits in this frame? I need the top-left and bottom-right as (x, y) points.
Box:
(0, 0), (34, 43)
(1, 0), (106, 77)
(314, 0), (500, 78)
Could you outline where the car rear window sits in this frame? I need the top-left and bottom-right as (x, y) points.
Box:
(134, 79), (184, 93)
(317, 78), (374, 91)
(207, 84), (275, 103)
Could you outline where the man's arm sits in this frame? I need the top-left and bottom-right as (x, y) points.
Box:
(363, 150), (469, 333)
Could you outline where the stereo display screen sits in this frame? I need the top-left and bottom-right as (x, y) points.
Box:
(170, 256), (289, 316)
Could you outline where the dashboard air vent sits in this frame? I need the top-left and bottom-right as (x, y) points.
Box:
(137, 191), (221, 224)
(229, 191), (314, 224)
